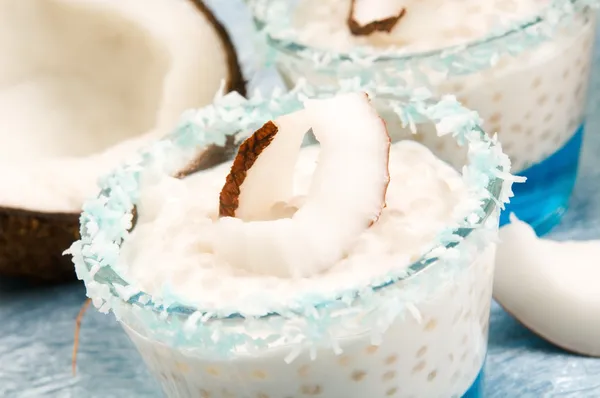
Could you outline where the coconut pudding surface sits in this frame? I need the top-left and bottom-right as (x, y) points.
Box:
(293, 0), (549, 53)
(120, 119), (467, 312)
(123, 141), (467, 307)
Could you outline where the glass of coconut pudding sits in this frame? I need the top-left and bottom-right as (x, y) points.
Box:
(248, 0), (598, 235)
(69, 86), (519, 398)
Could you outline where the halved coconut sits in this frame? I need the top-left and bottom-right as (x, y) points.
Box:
(0, 0), (245, 283)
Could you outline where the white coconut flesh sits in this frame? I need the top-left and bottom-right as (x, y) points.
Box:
(235, 110), (313, 222)
(215, 92), (391, 278)
(494, 215), (600, 357)
(0, 0), (235, 213)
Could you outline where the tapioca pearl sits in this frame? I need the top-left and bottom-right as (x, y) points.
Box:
(385, 387), (399, 396)
(537, 94), (549, 106)
(337, 355), (352, 367)
(412, 360), (427, 374)
(385, 354), (399, 365)
(300, 384), (323, 396)
(412, 132), (426, 143)
(488, 112), (502, 124)
(199, 389), (211, 398)
(251, 370), (268, 380)
(297, 364), (310, 378)
(461, 334), (469, 347)
(351, 370), (367, 382)
(509, 123), (523, 134)
(222, 389), (235, 398)
(424, 319), (438, 331)
(382, 370), (397, 382)
(434, 141), (446, 154)
(462, 310), (472, 322)
(427, 370), (438, 382)
(205, 366), (220, 377)
(553, 134), (563, 145)
(175, 362), (190, 373)
(541, 128), (552, 140)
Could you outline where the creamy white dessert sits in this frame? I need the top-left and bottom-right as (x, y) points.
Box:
(271, 0), (595, 171)
(113, 93), (497, 398)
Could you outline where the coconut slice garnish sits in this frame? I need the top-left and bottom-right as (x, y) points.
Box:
(348, 0), (407, 36)
(215, 92), (390, 278)
(494, 215), (600, 357)
(219, 111), (311, 221)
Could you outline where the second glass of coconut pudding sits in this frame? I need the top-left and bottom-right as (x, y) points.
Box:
(70, 88), (518, 398)
(249, 0), (598, 235)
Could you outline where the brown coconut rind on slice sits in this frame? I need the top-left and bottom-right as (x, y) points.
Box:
(0, 208), (79, 284)
(347, 0), (406, 36)
(1, 2), (246, 284)
(219, 121), (278, 217)
(190, 0), (246, 96)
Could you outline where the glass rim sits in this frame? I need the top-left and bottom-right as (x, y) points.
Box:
(70, 85), (515, 322)
(251, 0), (593, 65)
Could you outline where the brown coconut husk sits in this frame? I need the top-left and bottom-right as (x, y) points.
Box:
(219, 121), (279, 217)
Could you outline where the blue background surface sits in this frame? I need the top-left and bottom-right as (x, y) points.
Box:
(2, 2), (600, 397)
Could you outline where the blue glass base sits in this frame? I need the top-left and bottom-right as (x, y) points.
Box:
(499, 125), (583, 236)
(461, 367), (485, 398)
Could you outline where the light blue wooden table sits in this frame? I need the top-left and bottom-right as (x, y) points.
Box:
(1, 2), (600, 397)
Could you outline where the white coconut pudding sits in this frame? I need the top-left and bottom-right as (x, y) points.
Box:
(69, 89), (519, 398)
(253, 0), (596, 173)
(250, 0), (597, 234)
(0, 0), (244, 282)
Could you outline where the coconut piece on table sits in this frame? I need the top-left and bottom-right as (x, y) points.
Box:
(348, 0), (406, 36)
(0, 0), (245, 283)
(215, 92), (390, 278)
(494, 215), (600, 357)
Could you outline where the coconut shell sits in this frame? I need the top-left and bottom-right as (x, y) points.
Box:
(191, 0), (246, 97)
(0, 1), (245, 284)
(0, 208), (79, 283)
